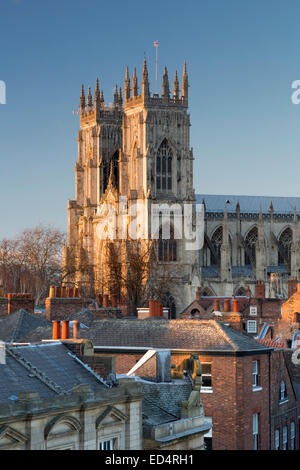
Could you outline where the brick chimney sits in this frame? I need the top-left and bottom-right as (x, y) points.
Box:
(103, 294), (109, 307)
(61, 320), (70, 340)
(288, 278), (298, 299)
(196, 287), (202, 301)
(73, 320), (80, 340)
(255, 281), (265, 299)
(111, 294), (118, 308)
(7, 294), (34, 314)
(52, 320), (61, 340)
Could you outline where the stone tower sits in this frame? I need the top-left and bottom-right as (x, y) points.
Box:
(64, 59), (198, 316)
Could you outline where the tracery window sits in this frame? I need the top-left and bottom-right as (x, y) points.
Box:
(278, 228), (292, 267)
(156, 139), (172, 191)
(111, 150), (119, 191)
(245, 227), (258, 265)
(158, 225), (177, 262)
(211, 226), (223, 264)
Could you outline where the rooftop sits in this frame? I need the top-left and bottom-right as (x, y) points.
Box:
(196, 194), (300, 214)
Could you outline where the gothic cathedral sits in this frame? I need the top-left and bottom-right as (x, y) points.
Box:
(63, 60), (199, 316)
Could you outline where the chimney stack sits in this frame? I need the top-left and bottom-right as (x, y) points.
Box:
(223, 299), (230, 312)
(61, 320), (70, 340)
(196, 287), (202, 301)
(255, 281), (265, 300)
(73, 320), (80, 340)
(52, 321), (61, 340)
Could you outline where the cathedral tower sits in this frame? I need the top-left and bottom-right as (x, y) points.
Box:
(64, 60), (197, 316)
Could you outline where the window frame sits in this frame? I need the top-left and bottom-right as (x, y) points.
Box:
(275, 428), (280, 450)
(282, 425), (288, 450)
(252, 360), (262, 391)
(279, 380), (288, 404)
(200, 362), (213, 393)
(99, 438), (115, 451)
(247, 320), (257, 334)
(253, 413), (259, 450)
(290, 421), (295, 450)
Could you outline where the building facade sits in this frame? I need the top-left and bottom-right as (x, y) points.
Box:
(63, 60), (198, 316)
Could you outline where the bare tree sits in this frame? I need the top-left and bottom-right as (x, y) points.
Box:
(105, 240), (174, 316)
(0, 225), (65, 305)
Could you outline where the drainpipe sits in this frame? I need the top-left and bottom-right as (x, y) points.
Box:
(268, 350), (272, 450)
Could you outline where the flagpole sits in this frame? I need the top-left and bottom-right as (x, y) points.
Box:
(154, 41), (158, 94)
(156, 44), (158, 94)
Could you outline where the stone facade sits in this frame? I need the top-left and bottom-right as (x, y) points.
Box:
(197, 194), (300, 299)
(63, 60), (198, 316)
(0, 342), (143, 450)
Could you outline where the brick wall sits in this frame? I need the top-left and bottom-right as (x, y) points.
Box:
(0, 298), (8, 317)
(45, 297), (84, 321)
(270, 350), (298, 450)
(7, 294), (34, 314)
(171, 351), (270, 450)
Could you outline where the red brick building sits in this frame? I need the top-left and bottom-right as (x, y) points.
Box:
(57, 317), (298, 451)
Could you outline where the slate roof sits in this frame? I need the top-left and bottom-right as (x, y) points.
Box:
(196, 194), (300, 214)
(0, 342), (108, 407)
(141, 379), (192, 422)
(0, 309), (52, 343)
(143, 398), (178, 425)
(2, 313), (270, 353)
(79, 319), (270, 352)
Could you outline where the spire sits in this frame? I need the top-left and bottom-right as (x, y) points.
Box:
(182, 61), (188, 104)
(87, 86), (93, 109)
(80, 84), (85, 112)
(236, 199), (240, 218)
(258, 205), (264, 244)
(173, 70), (179, 100)
(162, 66), (170, 103)
(269, 200), (273, 215)
(108, 160), (115, 187)
(294, 206), (297, 224)
(142, 57), (150, 100)
(114, 84), (119, 105)
(100, 89), (104, 106)
(118, 86), (123, 106)
(132, 67), (138, 97)
(94, 78), (100, 108)
(124, 66), (131, 101)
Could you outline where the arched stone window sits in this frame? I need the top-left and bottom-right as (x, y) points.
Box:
(158, 225), (177, 262)
(236, 287), (247, 296)
(278, 228), (292, 267)
(111, 150), (119, 191)
(211, 226), (223, 265)
(102, 151), (119, 193)
(156, 139), (172, 191)
(245, 227), (258, 265)
(102, 160), (109, 193)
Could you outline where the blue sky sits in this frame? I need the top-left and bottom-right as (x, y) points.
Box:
(1, 0), (300, 238)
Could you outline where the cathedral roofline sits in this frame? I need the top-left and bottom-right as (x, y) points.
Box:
(196, 194), (300, 215)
